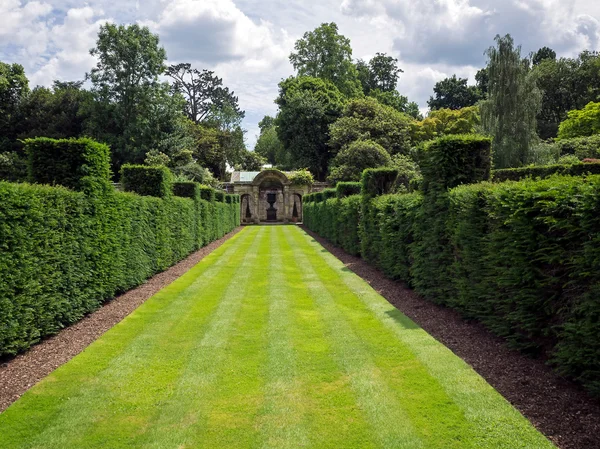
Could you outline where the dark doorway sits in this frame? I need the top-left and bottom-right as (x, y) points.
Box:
(266, 193), (277, 221)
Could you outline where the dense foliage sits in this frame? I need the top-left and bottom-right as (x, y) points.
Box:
(558, 101), (600, 139)
(0, 138), (238, 357)
(428, 75), (483, 110)
(328, 140), (391, 184)
(305, 134), (600, 396)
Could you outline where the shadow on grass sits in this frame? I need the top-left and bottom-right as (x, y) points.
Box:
(385, 308), (420, 330)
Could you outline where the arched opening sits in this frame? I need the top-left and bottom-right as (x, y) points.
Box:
(259, 178), (284, 222)
(292, 193), (303, 222)
(240, 194), (252, 223)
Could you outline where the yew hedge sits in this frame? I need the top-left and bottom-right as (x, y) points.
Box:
(304, 134), (600, 396)
(0, 138), (239, 357)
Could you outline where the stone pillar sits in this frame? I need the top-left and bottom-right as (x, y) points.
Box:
(252, 185), (259, 223)
(283, 185), (290, 223)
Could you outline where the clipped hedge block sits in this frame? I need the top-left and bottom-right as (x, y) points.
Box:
(199, 185), (215, 202)
(336, 182), (361, 198)
(420, 134), (491, 193)
(121, 164), (173, 198)
(214, 190), (225, 202)
(361, 168), (399, 197)
(26, 137), (111, 190)
(173, 181), (200, 199)
(323, 188), (337, 200)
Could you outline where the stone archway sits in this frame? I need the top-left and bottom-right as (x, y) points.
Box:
(241, 194), (252, 223)
(252, 170), (291, 223)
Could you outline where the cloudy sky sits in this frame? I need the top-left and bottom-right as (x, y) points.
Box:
(2, 0), (600, 147)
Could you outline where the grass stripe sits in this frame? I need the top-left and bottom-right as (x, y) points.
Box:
(258, 226), (309, 448)
(296, 227), (555, 449)
(283, 227), (425, 449)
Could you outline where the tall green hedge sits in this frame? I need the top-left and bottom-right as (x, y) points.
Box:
(306, 130), (600, 396)
(26, 137), (111, 190)
(121, 164), (173, 198)
(0, 150), (239, 357)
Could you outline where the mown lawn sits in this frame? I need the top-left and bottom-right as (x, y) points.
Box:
(0, 226), (554, 448)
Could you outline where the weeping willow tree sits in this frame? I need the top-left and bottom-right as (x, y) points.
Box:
(481, 35), (541, 168)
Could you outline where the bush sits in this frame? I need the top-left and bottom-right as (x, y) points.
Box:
(360, 167), (399, 197)
(0, 180), (239, 357)
(26, 137), (111, 190)
(121, 164), (173, 198)
(492, 162), (600, 182)
(336, 182), (361, 198)
(558, 101), (600, 139)
(289, 168), (314, 185)
(199, 185), (215, 202)
(173, 181), (199, 199)
(556, 134), (600, 159)
(328, 140), (392, 184)
(214, 190), (225, 202)
(322, 188), (336, 200)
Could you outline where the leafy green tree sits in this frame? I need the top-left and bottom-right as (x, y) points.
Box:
(558, 102), (600, 139)
(328, 97), (413, 156)
(166, 63), (243, 124)
(87, 23), (184, 170)
(235, 150), (266, 171)
(533, 51), (600, 139)
(475, 68), (489, 96)
(0, 62), (29, 153)
(254, 117), (286, 166)
(428, 75), (482, 110)
(189, 123), (246, 180)
(19, 81), (92, 140)
(532, 46), (556, 66)
(328, 139), (391, 184)
(411, 106), (480, 142)
(356, 53), (402, 95)
(481, 34), (541, 168)
(275, 76), (344, 180)
(369, 89), (422, 119)
(289, 23), (362, 98)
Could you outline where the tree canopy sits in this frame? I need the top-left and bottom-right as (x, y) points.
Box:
(275, 76), (344, 180)
(428, 75), (482, 110)
(328, 139), (391, 184)
(289, 23), (362, 98)
(481, 34), (541, 168)
(558, 101), (600, 139)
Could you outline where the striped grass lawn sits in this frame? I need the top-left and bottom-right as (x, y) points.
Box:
(0, 225), (554, 448)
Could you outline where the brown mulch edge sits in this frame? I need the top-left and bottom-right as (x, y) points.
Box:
(0, 227), (243, 413)
(301, 226), (600, 449)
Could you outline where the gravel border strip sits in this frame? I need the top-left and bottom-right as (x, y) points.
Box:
(301, 226), (600, 449)
(0, 227), (243, 413)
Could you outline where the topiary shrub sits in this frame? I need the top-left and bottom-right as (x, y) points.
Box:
(328, 140), (392, 184)
(411, 134), (491, 303)
(121, 164), (173, 198)
(173, 181), (200, 199)
(26, 137), (111, 190)
(214, 190), (225, 202)
(199, 185), (215, 202)
(322, 188), (336, 200)
(360, 167), (399, 197)
(336, 181), (361, 198)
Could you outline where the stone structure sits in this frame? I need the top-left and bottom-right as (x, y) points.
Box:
(224, 169), (328, 224)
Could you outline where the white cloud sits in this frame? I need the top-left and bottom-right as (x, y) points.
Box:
(0, 0), (53, 55)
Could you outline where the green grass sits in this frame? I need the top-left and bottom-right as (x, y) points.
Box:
(0, 226), (555, 448)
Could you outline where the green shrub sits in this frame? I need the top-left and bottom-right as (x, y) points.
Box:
(328, 140), (392, 184)
(314, 192), (324, 203)
(322, 188), (336, 200)
(556, 134), (600, 159)
(173, 181), (199, 199)
(121, 164), (173, 198)
(337, 195), (361, 255)
(214, 190), (225, 202)
(360, 168), (399, 197)
(26, 137), (111, 190)
(336, 182), (361, 198)
(289, 168), (314, 185)
(493, 162), (600, 182)
(199, 185), (215, 202)
(558, 101), (600, 139)
(0, 179), (239, 357)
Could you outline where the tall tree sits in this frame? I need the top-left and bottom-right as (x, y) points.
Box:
(532, 46), (556, 66)
(356, 53), (402, 94)
(275, 76), (344, 180)
(87, 23), (182, 170)
(166, 63), (243, 124)
(0, 62), (29, 153)
(19, 81), (92, 140)
(481, 34), (541, 168)
(289, 22), (362, 98)
(254, 116), (286, 166)
(428, 75), (482, 110)
(475, 68), (489, 96)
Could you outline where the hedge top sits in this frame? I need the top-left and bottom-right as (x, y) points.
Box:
(26, 137), (111, 191)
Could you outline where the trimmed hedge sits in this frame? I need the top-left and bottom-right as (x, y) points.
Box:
(0, 144), (239, 357)
(26, 137), (111, 190)
(121, 164), (173, 198)
(336, 181), (361, 198)
(492, 162), (600, 182)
